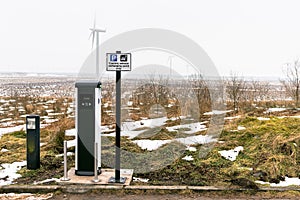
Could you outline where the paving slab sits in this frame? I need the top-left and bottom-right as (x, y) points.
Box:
(57, 168), (133, 186)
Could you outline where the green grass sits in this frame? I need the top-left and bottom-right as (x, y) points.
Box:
(11, 130), (26, 138)
(220, 117), (300, 182)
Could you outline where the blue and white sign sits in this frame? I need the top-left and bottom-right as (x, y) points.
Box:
(106, 53), (131, 71)
(110, 54), (118, 62)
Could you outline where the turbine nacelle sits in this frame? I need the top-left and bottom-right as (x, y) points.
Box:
(89, 28), (106, 33)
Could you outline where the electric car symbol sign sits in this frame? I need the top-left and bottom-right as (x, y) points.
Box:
(106, 53), (131, 71)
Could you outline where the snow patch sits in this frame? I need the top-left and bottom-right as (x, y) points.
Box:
(256, 177), (300, 187)
(0, 161), (27, 185)
(133, 177), (149, 183)
(0, 125), (25, 137)
(122, 117), (166, 131)
(231, 126), (246, 132)
(55, 152), (75, 157)
(186, 146), (197, 152)
(43, 118), (59, 124)
(45, 100), (56, 104)
(265, 108), (286, 113)
(182, 155), (194, 161)
(0, 118), (12, 122)
(257, 117), (270, 121)
(101, 130), (145, 139)
(65, 128), (76, 136)
(224, 115), (241, 120)
(176, 135), (216, 146)
(131, 135), (216, 151)
(219, 146), (244, 161)
(237, 126), (246, 131)
(34, 178), (60, 185)
(204, 110), (233, 115)
(166, 122), (207, 134)
(133, 140), (172, 151)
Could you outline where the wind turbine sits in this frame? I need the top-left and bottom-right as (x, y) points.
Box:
(89, 18), (106, 78)
(167, 56), (174, 77)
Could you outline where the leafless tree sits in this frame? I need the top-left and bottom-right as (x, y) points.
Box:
(189, 73), (211, 119)
(226, 72), (247, 113)
(249, 80), (270, 105)
(281, 60), (300, 107)
(131, 73), (181, 119)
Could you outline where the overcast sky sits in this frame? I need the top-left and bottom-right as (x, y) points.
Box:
(1, 0), (300, 77)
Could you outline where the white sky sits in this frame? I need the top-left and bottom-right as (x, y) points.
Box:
(1, 0), (300, 77)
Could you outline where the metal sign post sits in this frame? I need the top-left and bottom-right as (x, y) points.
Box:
(107, 51), (131, 184)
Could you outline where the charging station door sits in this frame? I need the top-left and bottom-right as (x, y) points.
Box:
(75, 81), (101, 176)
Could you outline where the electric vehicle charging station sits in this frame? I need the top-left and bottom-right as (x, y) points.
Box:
(75, 80), (101, 176)
(26, 115), (40, 170)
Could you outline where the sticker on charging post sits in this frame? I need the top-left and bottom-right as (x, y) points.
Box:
(79, 94), (93, 109)
(27, 118), (36, 130)
(106, 53), (131, 71)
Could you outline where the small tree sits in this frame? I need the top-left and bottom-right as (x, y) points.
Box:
(189, 73), (211, 119)
(281, 60), (300, 107)
(249, 80), (270, 105)
(226, 72), (247, 113)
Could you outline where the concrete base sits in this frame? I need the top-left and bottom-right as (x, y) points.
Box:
(108, 176), (127, 184)
(58, 168), (133, 186)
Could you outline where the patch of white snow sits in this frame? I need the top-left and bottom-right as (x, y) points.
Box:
(182, 155), (194, 161)
(218, 146), (244, 161)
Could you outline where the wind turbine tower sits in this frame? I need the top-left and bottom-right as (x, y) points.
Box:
(168, 56), (174, 77)
(89, 19), (106, 78)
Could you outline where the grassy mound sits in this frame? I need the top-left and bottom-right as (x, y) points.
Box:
(134, 116), (300, 186)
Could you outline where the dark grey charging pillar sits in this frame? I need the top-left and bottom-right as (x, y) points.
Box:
(75, 80), (101, 176)
(26, 115), (40, 170)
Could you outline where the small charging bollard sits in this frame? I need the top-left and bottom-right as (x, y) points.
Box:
(26, 115), (40, 170)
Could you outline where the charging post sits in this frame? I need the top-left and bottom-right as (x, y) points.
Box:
(75, 80), (101, 176)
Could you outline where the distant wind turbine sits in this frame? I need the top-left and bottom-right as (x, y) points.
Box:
(167, 56), (174, 76)
(89, 17), (106, 78)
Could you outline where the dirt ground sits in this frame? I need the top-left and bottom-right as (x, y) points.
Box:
(1, 191), (300, 200)
(49, 193), (300, 200)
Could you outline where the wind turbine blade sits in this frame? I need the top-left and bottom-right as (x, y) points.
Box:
(93, 14), (96, 30)
(88, 31), (93, 39)
(91, 32), (95, 49)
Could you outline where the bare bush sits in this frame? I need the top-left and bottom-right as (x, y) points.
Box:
(281, 59), (300, 107)
(226, 72), (247, 113)
(188, 74), (211, 119)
